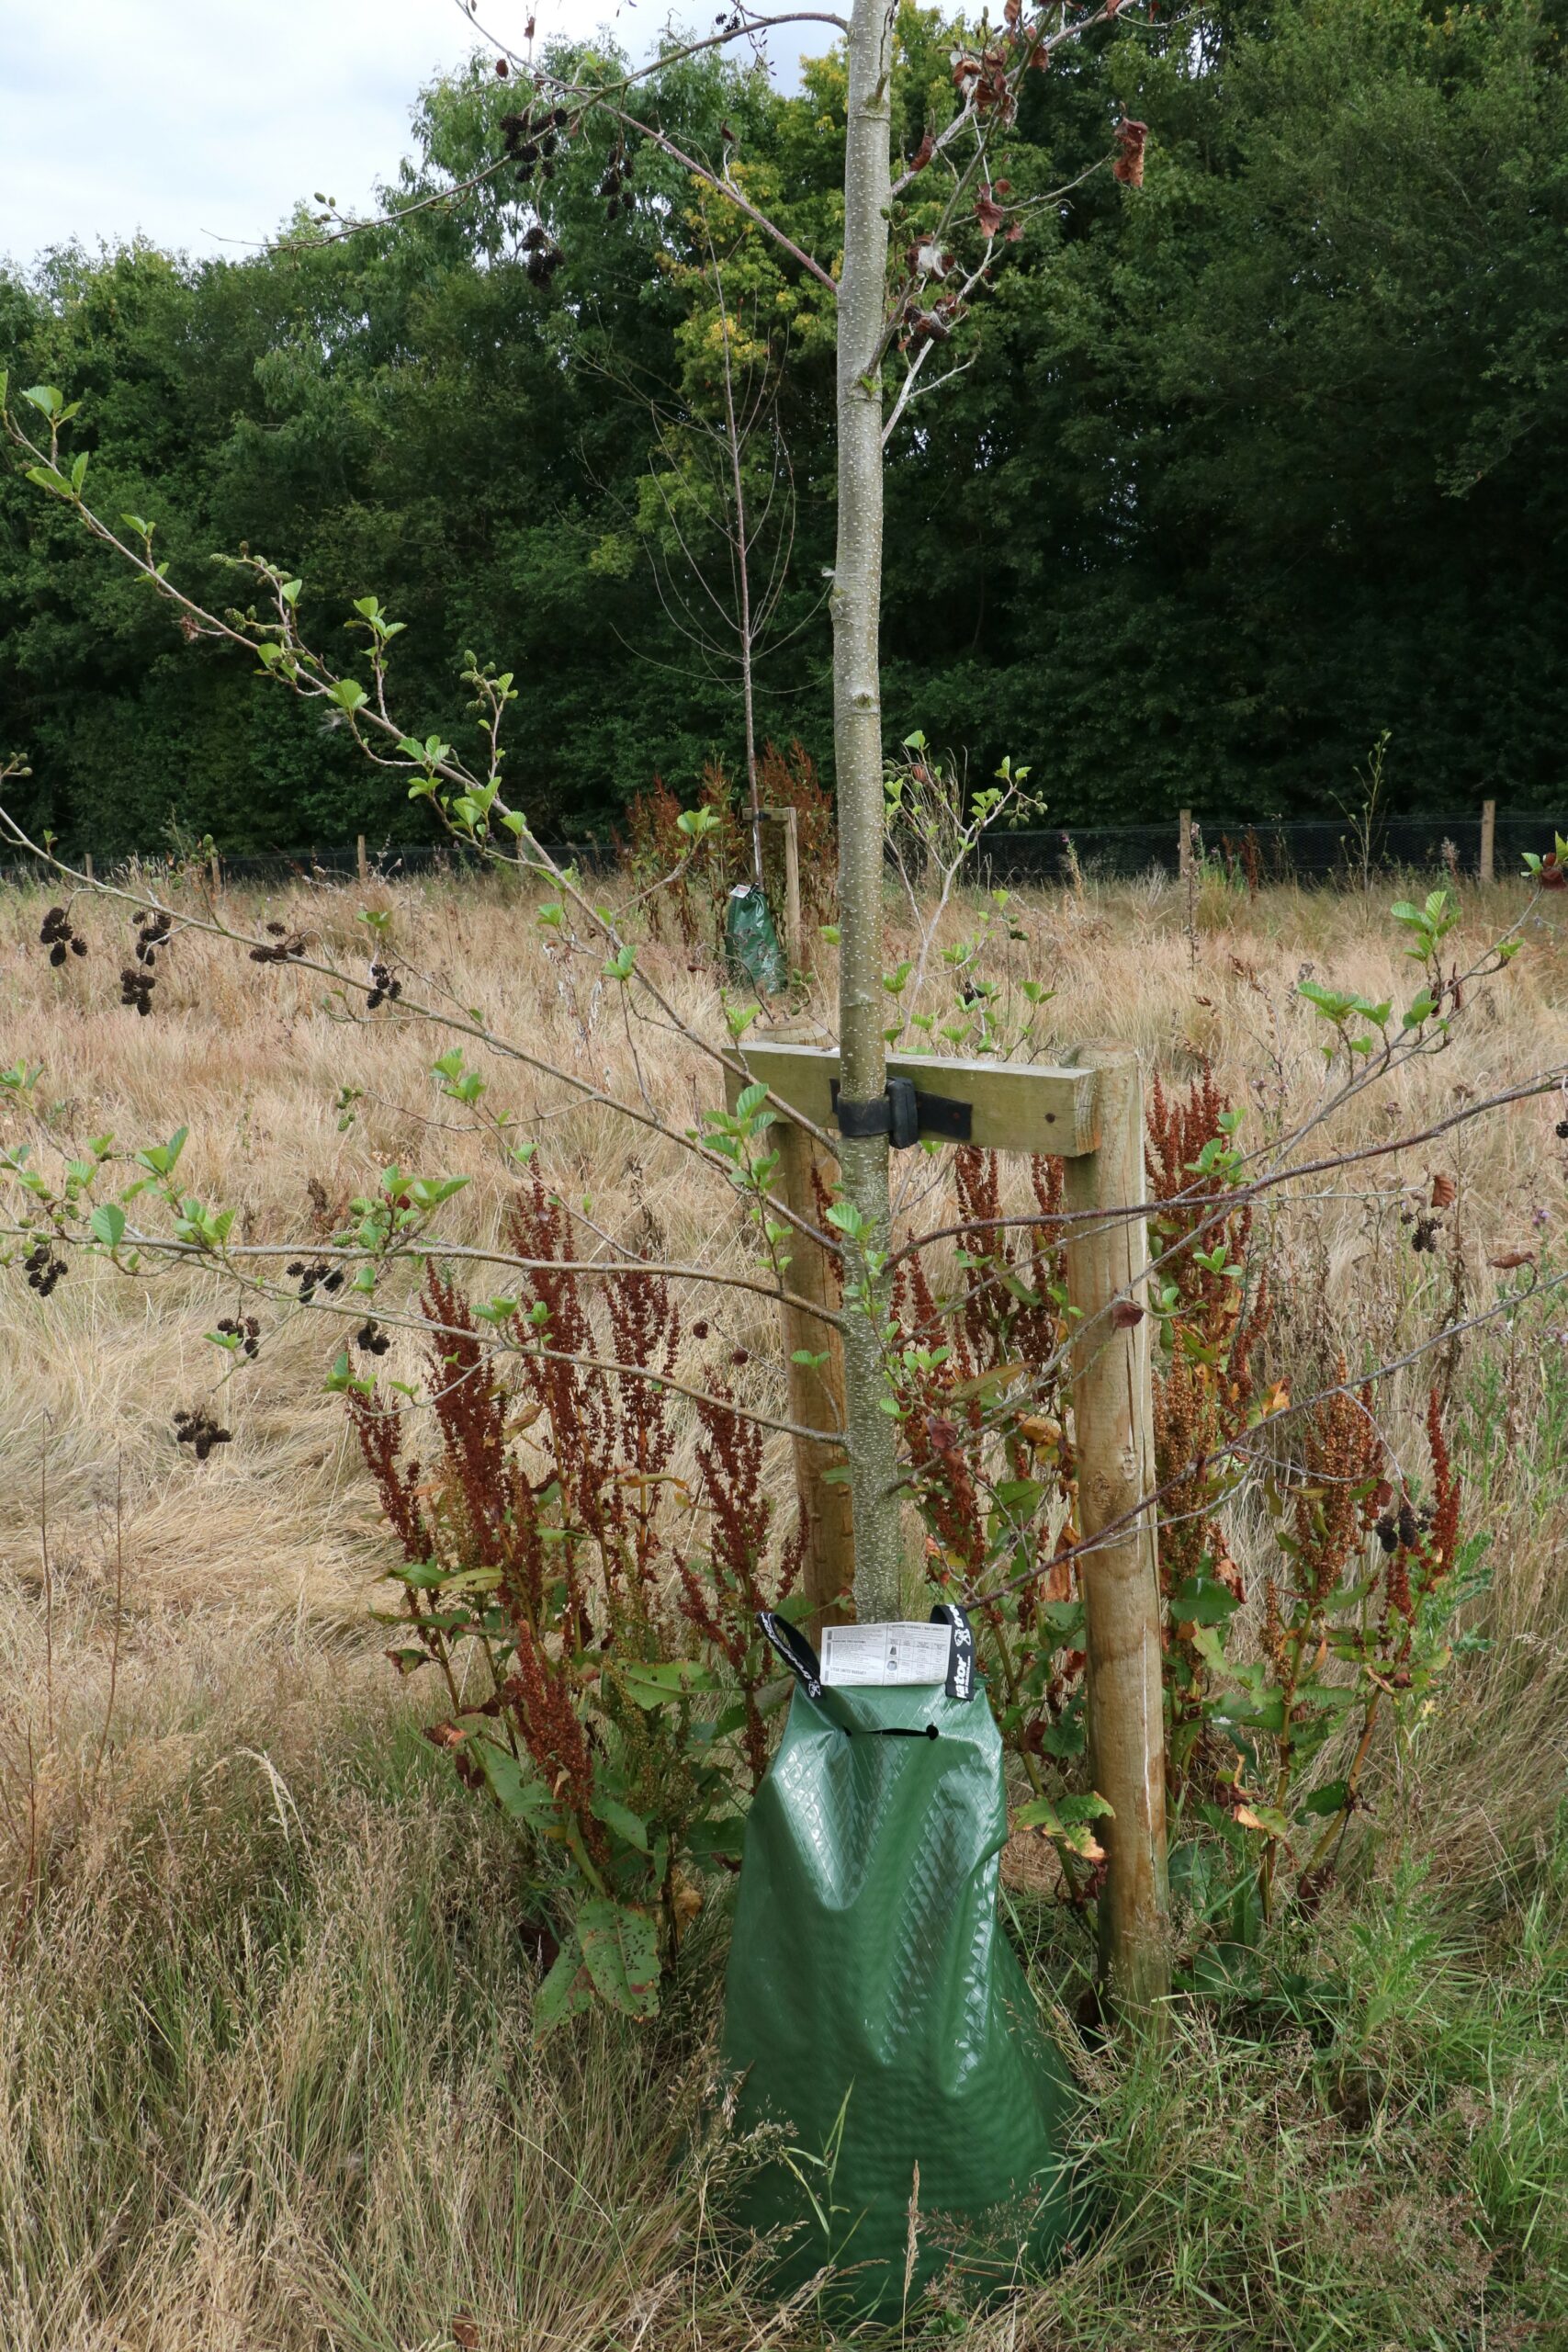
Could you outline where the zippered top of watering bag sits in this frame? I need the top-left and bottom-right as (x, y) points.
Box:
(756, 1603), (976, 1703)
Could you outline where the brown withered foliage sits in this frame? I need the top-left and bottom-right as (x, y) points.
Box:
(755, 738), (837, 930)
(897, 1147), (1077, 1753)
(508, 1621), (609, 1866)
(1422, 1388), (1462, 1593)
(1378, 1388), (1462, 1631)
(622, 762), (743, 948)
(1262, 1364), (1390, 1808)
(350, 1167), (799, 1894)
(1285, 1365), (1387, 1618)
(1146, 1064), (1269, 1387)
(953, 1145), (1065, 1378)
(1112, 117), (1148, 187)
(1146, 1069), (1274, 1782)
(424, 1266), (550, 1626)
(898, 1149), (1071, 1589)
(507, 1169), (681, 1607)
(680, 1380), (800, 1782)
(1154, 1351), (1230, 1600)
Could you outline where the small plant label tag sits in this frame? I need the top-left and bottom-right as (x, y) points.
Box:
(819, 1620), (953, 1688)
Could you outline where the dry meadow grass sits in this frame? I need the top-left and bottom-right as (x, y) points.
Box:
(2, 859), (1567, 2349)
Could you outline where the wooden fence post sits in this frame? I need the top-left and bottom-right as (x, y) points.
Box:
(1178, 809), (1193, 888)
(209, 848), (221, 895)
(356, 833), (369, 885)
(1480, 798), (1496, 886)
(83, 853), (94, 883)
(1063, 1041), (1170, 2019)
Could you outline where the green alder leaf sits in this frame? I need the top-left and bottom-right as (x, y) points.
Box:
(89, 1203), (126, 1247)
(135, 1126), (188, 1178)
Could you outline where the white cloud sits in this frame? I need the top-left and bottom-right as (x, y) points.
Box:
(0, 0), (681, 271)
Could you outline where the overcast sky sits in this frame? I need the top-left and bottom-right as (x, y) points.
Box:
(1, 0), (814, 275)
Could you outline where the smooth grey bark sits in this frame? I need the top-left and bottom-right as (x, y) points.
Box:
(831, 0), (903, 1623)
(713, 268), (765, 888)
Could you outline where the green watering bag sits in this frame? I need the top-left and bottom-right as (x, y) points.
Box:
(720, 1606), (1077, 2316)
(722, 881), (788, 997)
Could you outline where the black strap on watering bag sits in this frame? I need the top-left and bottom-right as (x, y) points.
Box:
(756, 1610), (823, 1698)
(930, 1601), (977, 1702)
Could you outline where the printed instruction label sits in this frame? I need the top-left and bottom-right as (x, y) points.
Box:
(818, 1620), (953, 1689)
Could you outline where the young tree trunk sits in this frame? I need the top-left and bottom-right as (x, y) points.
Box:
(831, 0), (903, 1623)
(714, 266), (765, 888)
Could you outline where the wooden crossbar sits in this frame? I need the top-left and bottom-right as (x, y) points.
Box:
(726, 1040), (1100, 1158)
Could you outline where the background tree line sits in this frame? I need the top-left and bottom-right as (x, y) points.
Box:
(3, 0), (1566, 856)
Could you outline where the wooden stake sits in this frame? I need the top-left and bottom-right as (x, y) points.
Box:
(1063, 1041), (1169, 2019)
(1480, 797), (1496, 887)
(356, 832), (369, 885)
(762, 805), (803, 974)
(83, 853), (94, 883)
(1178, 808), (1193, 888)
(209, 849), (221, 895)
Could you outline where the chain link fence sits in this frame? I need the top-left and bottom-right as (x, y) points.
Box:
(976, 811), (1562, 888)
(0, 840), (609, 892)
(3, 809), (1562, 896)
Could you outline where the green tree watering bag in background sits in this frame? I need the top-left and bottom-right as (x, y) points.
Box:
(723, 881), (788, 996)
(720, 1605), (1077, 2315)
